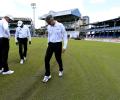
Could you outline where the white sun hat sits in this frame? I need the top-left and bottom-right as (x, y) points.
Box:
(17, 20), (23, 27)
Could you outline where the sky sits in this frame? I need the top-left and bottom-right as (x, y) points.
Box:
(0, 0), (120, 28)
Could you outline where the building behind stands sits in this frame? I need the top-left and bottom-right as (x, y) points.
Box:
(40, 8), (89, 38)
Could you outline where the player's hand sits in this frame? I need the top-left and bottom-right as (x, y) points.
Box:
(16, 42), (18, 45)
(29, 41), (31, 45)
(62, 48), (66, 53)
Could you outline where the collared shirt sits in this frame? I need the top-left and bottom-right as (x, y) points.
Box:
(47, 21), (68, 49)
(15, 25), (31, 42)
(0, 18), (10, 39)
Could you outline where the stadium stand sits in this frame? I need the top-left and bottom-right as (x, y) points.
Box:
(0, 17), (33, 35)
(81, 17), (120, 38)
(39, 8), (89, 38)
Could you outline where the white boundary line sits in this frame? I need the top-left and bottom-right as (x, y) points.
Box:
(85, 38), (120, 43)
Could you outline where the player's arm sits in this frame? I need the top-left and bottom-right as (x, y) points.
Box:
(61, 24), (68, 53)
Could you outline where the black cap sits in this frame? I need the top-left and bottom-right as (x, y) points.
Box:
(45, 15), (54, 21)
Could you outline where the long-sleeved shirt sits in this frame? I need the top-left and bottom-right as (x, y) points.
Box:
(0, 18), (10, 39)
(47, 21), (68, 49)
(15, 25), (31, 42)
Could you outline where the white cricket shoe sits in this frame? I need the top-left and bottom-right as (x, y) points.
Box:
(20, 59), (24, 64)
(2, 70), (14, 75)
(24, 57), (26, 61)
(59, 71), (63, 77)
(42, 75), (51, 83)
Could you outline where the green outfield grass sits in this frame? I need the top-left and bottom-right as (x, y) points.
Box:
(0, 38), (120, 100)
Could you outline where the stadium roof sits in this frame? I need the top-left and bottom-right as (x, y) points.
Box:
(40, 8), (81, 22)
(90, 17), (120, 26)
(14, 17), (32, 21)
(0, 17), (32, 21)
